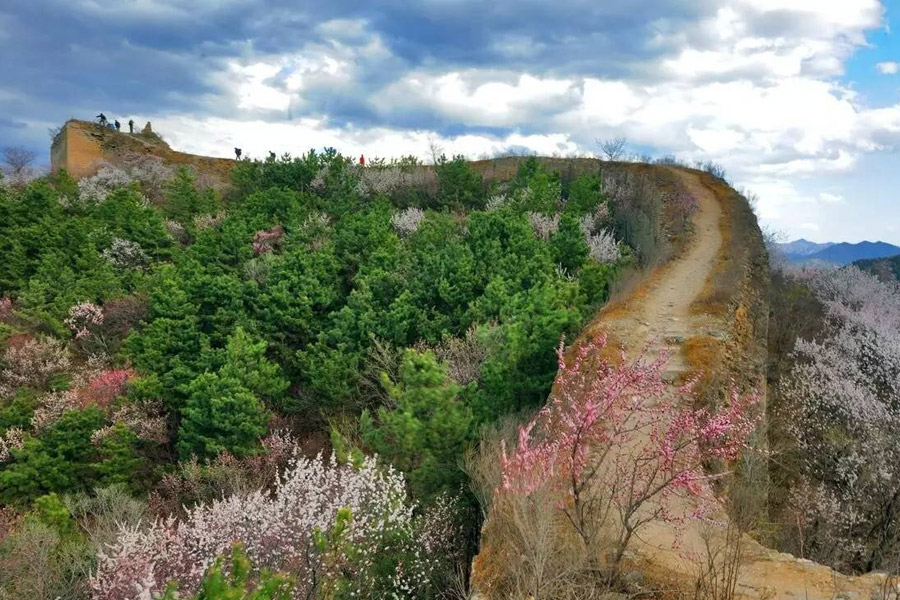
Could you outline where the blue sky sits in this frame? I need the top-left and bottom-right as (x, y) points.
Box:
(1, 1), (899, 243)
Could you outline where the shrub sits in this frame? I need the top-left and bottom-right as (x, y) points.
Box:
(390, 207), (425, 237)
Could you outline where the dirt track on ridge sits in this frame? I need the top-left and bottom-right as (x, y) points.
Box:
(582, 168), (887, 599)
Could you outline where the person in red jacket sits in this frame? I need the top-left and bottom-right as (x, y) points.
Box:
(359, 154), (365, 166)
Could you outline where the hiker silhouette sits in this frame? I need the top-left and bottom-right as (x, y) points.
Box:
(114, 120), (121, 131)
(234, 148), (242, 160)
(359, 154), (365, 166)
(128, 119), (134, 133)
(96, 113), (107, 127)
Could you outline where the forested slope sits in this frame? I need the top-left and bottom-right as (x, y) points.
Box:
(0, 152), (694, 599)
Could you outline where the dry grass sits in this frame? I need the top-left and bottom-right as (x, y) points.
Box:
(682, 335), (725, 392)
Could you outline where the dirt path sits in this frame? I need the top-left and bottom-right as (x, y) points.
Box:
(587, 168), (722, 373)
(583, 168), (887, 599)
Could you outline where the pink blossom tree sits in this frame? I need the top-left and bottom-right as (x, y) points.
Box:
(251, 225), (285, 255)
(499, 335), (759, 571)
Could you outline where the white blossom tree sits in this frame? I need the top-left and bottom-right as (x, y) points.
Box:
(779, 267), (900, 572)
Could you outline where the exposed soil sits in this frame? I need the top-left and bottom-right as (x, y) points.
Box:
(579, 168), (886, 599)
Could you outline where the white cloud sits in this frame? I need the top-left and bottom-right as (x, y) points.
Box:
(819, 192), (845, 204)
(146, 1), (896, 242)
(374, 72), (579, 128)
(154, 115), (583, 163)
(876, 61), (900, 75)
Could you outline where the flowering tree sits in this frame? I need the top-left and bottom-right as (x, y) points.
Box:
(103, 238), (150, 270)
(252, 225), (285, 255)
(777, 267), (900, 572)
(485, 194), (508, 212)
(585, 229), (620, 263)
(79, 369), (135, 409)
(576, 207), (620, 263)
(0, 427), (25, 463)
(65, 302), (105, 339)
(390, 207), (425, 237)
(91, 454), (462, 600)
(31, 362), (135, 431)
(499, 335), (759, 570)
(666, 190), (698, 229)
(77, 165), (134, 204)
(193, 211), (227, 231)
(427, 324), (489, 386)
(0, 297), (13, 323)
(0, 336), (70, 395)
(164, 219), (190, 244)
(529, 212), (560, 241)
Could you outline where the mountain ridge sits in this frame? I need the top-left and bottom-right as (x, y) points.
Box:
(775, 239), (900, 266)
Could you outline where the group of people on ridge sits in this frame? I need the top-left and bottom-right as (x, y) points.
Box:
(92, 119), (371, 164)
(95, 113), (135, 134)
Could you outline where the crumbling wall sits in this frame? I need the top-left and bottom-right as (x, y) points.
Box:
(50, 119), (235, 185)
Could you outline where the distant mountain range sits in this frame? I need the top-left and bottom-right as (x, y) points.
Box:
(774, 239), (900, 266)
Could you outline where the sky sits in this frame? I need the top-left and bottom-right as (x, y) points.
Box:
(1, 1), (899, 243)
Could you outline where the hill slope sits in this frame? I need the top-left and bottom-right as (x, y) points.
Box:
(854, 254), (900, 282)
(473, 169), (887, 599)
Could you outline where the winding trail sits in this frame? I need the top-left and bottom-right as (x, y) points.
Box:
(582, 168), (886, 599)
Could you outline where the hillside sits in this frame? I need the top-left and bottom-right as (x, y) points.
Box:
(854, 254), (900, 282)
(5, 124), (898, 600)
(776, 239), (900, 265)
(471, 168), (891, 600)
(1, 129), (709, 598)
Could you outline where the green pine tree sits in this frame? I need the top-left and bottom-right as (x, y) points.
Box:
(165, 166), (218, 225)
(360, 349), (473, 499)
(551, 212), (589, 272)
(161, 544), (294, 600)
(178, 373), (268, 460)
(219, 327), (289, 406)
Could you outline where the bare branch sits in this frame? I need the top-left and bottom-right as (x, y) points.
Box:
(1, 146), (37, 175)
(596, 136), (628, 161)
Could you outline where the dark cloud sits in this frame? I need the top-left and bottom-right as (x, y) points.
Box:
(0, 0), (883, 165)
(0, 0), (719, 159)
